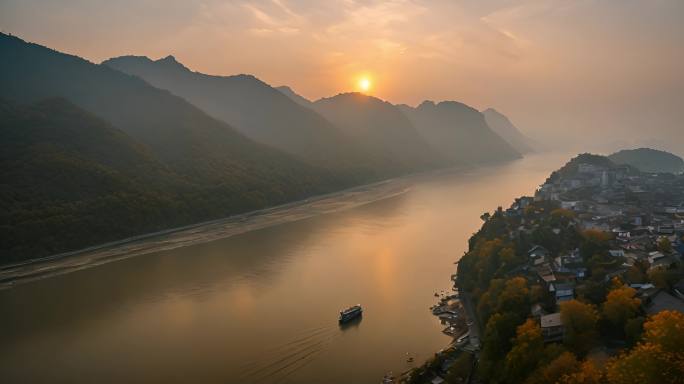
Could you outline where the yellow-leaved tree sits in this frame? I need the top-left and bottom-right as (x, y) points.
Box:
(606, 310), (684, 384)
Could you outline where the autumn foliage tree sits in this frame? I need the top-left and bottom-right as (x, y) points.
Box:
(606, 310), (684, 384)
(504, 319), (545, 382)
(525, 352), (580, 384)
(602, 285), (641, 332)
(560, 300), (599, 356)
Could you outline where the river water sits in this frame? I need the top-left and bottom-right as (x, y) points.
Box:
(0, 152), (569, 384)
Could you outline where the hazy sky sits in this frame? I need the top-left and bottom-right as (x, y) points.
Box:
(2, 0), (683, 154)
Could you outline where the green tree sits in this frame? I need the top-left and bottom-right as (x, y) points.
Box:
(657, 237), (673, 254)
(445, 353), (474, 384)
(580, 230), (612, 263)
(478, 312), (523, 383)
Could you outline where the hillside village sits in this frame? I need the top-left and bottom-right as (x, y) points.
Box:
(530, 155), (684, 320)
(405, 154), (684, 384)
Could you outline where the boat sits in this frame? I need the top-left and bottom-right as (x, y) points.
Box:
(339, 304), (363, 323)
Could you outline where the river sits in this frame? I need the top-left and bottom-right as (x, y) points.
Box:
(0, 152), (570, 383)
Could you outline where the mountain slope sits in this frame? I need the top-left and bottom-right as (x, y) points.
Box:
(609, 148), (684, 174)
(398, 101), (521, 165)
(0, 98), (189, 261)
(482, 108), (535, 154)
(0, 33), (336, 188)
(102, 56), (379, 179)
(312, 93), (446, 172)
(276, 85), (313, 108)
(0, 34), (351, 261)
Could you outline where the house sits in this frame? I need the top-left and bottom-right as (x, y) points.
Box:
(529, 245), (550, 260)
(560, 249), (583, 266)
(531, 303), (545, 318)
(609, 249), (625, 258)
(540, 313), (564, 342)
(536, 264), (557, 285)
(552, 282), (575, 303)
(648, 251), (665, 264)
(649, 255), (678, 271)
(645, 290), (684, 315)
(673, 279), (684, 300)
(604, 267), (628, 282)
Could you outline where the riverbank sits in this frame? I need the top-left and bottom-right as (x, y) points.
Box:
(404, 153), (684, 384)
(2, 164), (486, 289)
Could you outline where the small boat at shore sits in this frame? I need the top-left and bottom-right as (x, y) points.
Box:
(339, 304), (363, 323)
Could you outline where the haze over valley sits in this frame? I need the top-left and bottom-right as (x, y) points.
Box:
(1, 2), (683, 384)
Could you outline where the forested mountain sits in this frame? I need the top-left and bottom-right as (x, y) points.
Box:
(0, 34), (337, 185)
(103, 55), (383, 181)
(398, 101), (521, 165)
(0, 34), (348, 262)
(482, 108), (535, 154)
(1, 98), (177, 260)
(0, 33), (527, 262)
(609, 148), (684, 174)
(312, 93), (446, 172)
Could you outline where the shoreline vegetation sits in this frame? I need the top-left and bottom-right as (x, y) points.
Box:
(0, 163), (479, 289)
(404, 153), (684, 384)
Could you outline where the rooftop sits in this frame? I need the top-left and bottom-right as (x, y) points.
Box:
(540, 313), (563, 328)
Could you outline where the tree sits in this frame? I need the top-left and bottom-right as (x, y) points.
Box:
(657, 237), (673, 254)
(602, 285), (641, 330)
(504, 319), (545, 382)
(558, 359), (604, 384)
(496, 277), (531, 317)
(606, 311), (684, 384)
(560, 300), (599, 356)
(648, 267), (679, 290)
(606, 343), (683, 384)
(576, 280), (607, 305)
(478, 312), (523, 383)
(624, 317), (644, 347)
(580, 229), (612, 263)
(525, 352), (580, 384)
(445, 353), (474, 384)
(642, 310), (684, 353)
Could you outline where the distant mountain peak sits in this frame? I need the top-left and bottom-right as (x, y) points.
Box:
(482, 108), (535, 154)
(154, 55), (189, 71)
(159, 54), (177, 63)
(418, 100), (436, 109)
(275, 85), (312, 107)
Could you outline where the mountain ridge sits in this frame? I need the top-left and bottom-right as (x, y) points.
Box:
(398, 100), (522, 165)
(103, 55), (387, 181)
(482, 108), (535, 154)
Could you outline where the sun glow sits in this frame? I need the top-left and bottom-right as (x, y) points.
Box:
(357, 77), (372, 93)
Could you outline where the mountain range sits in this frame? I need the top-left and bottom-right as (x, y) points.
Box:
(103, 55), (388, 181)
(0, 32), (534, 262)
(482, 108), (535, 154)
(398, 101), (521, 164)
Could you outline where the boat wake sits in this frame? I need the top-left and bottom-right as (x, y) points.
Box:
(238, 325), (340, 383)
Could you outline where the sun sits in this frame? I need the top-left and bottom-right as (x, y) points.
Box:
(357, 77), (372, 92)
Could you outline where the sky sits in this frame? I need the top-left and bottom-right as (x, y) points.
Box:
(2, 0), (683, 155)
